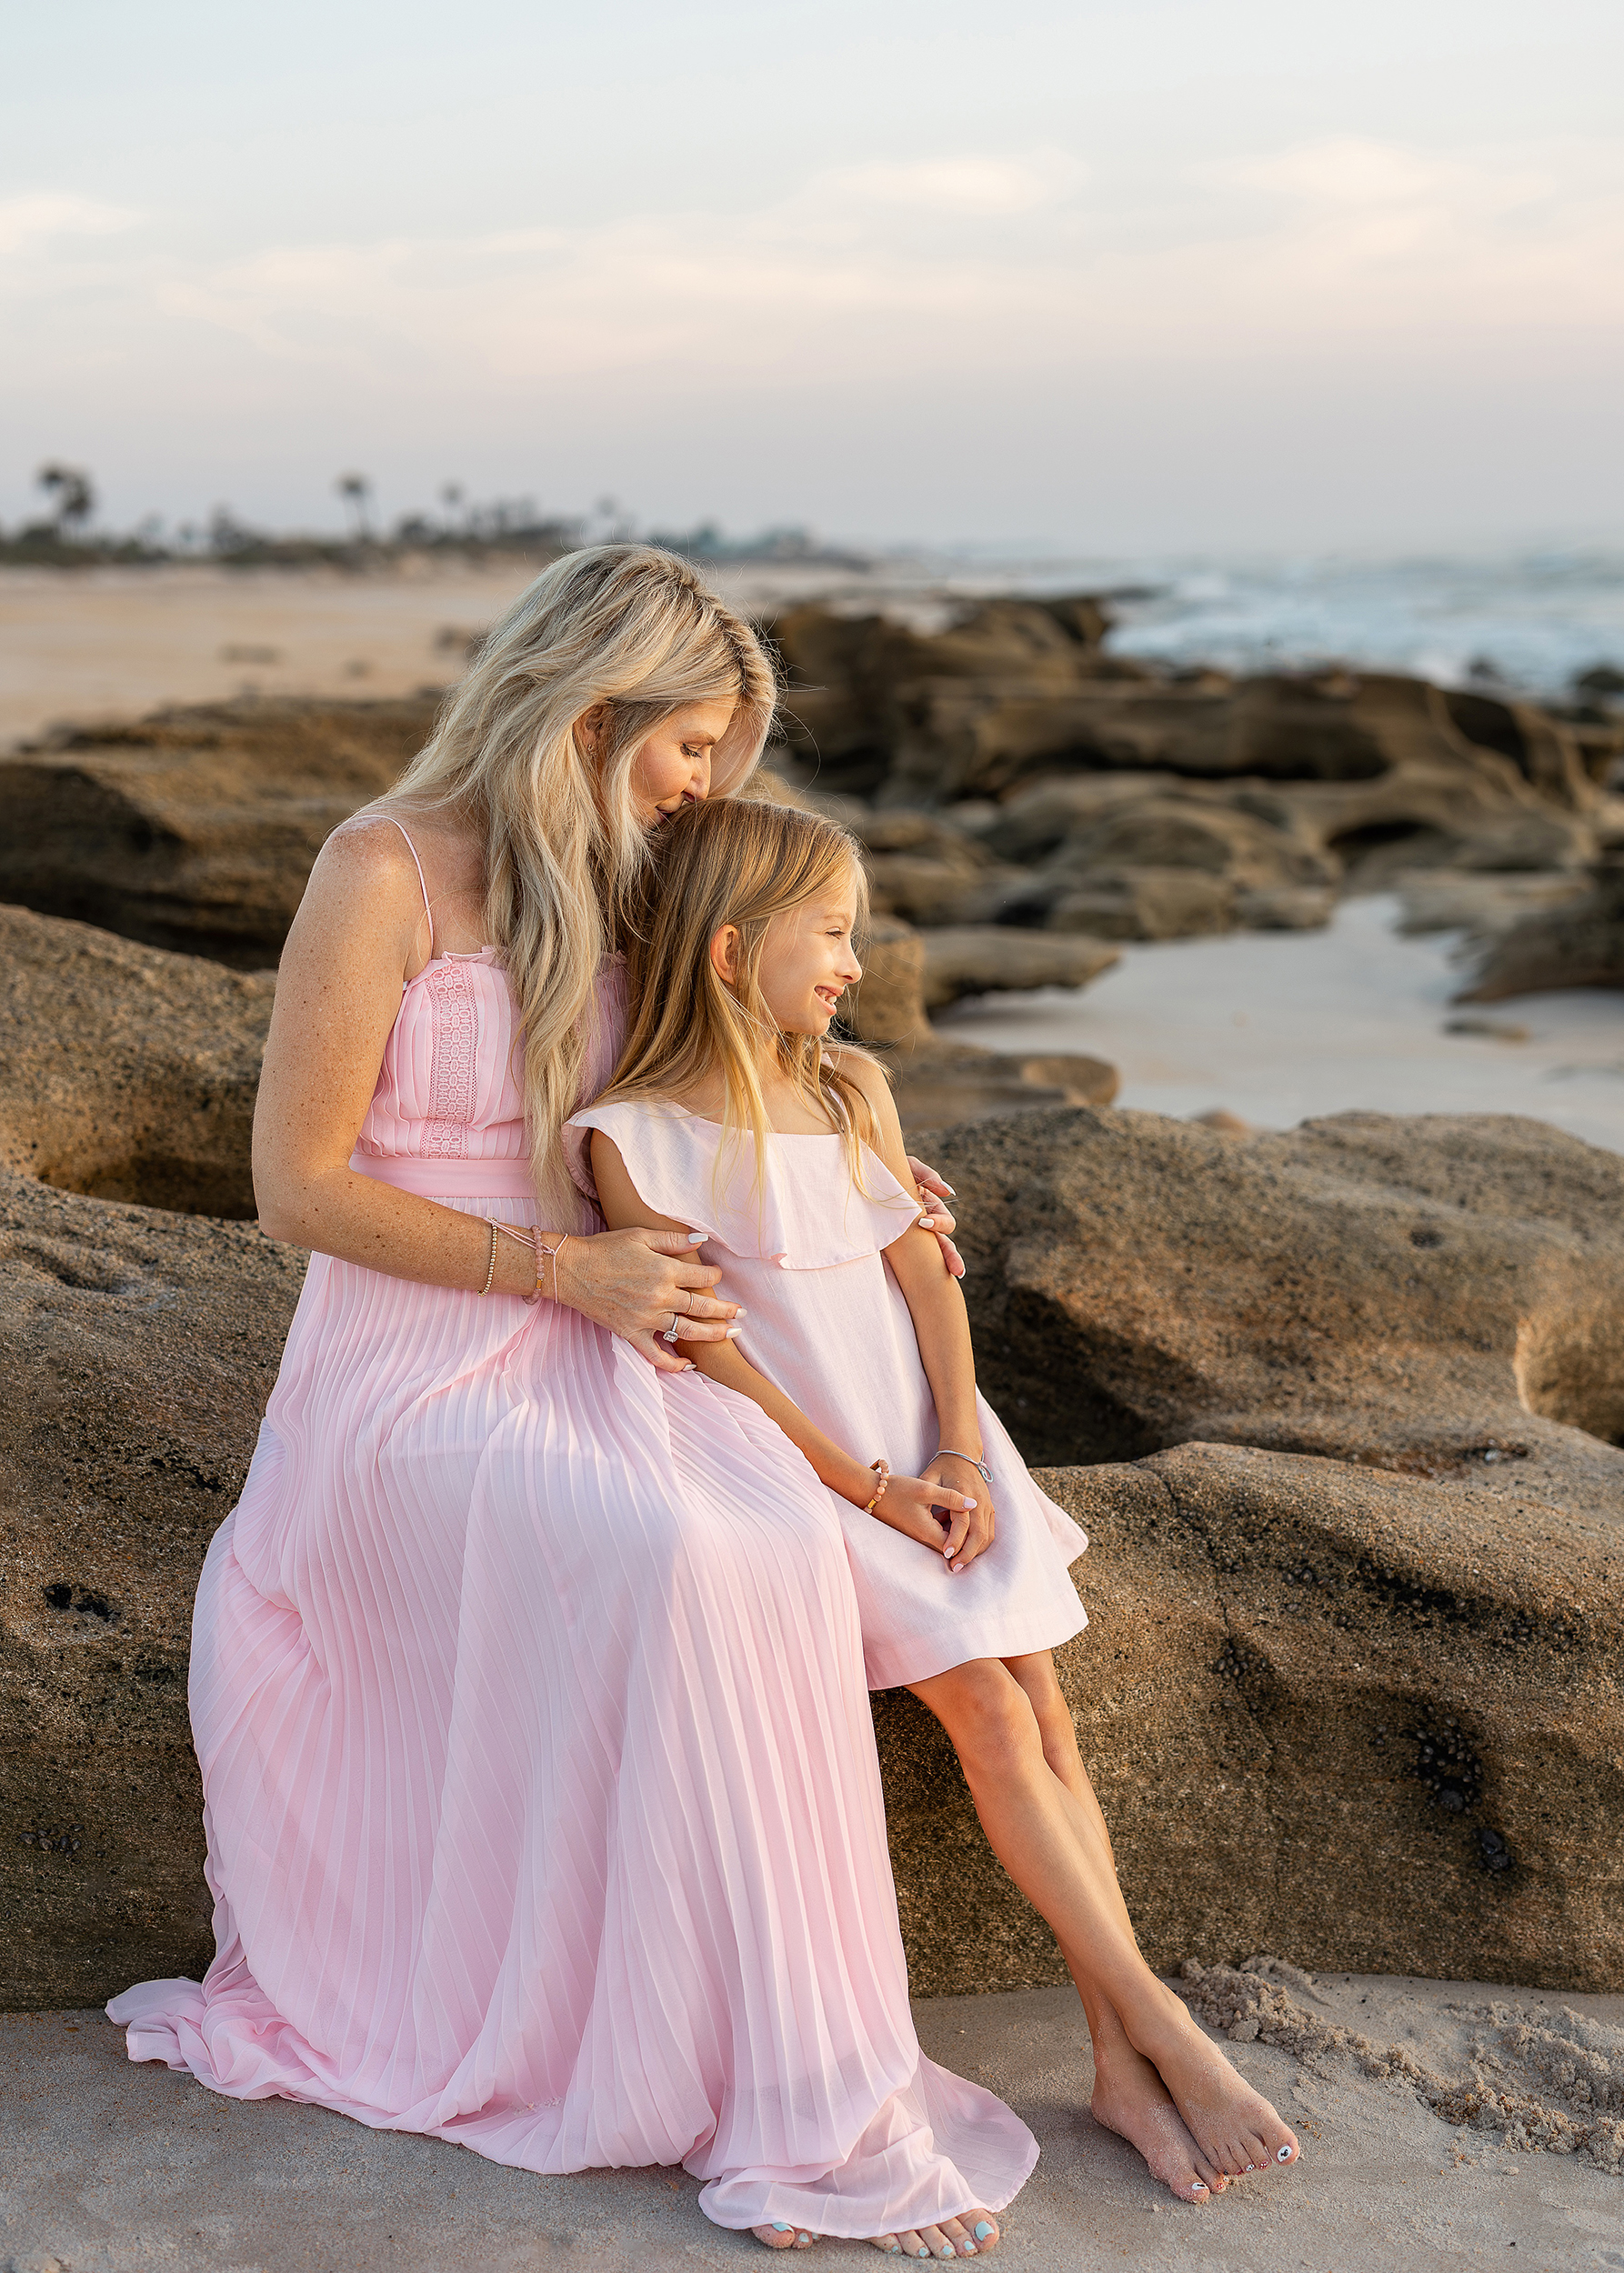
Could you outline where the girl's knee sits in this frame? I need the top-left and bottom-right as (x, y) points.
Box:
(926, 1658), (1042, 1768)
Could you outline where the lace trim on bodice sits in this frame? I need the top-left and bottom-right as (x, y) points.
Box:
(422, 957), (481, 1157)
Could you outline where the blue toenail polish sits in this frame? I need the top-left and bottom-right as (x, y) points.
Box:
(974, 2225), (992, 2241)
(772, 2221), (791, 2231)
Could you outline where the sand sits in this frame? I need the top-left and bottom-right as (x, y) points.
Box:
(0, 561), (902, 754)
(939, 894), (1624, 1156)
(5, 1972), (1623, 2271)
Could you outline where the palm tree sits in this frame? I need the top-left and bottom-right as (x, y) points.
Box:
(336, 473), (374, 540)
(36, 463), (95, 535)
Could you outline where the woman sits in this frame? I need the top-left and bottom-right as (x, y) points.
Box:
(108, 547), (1028, 2258)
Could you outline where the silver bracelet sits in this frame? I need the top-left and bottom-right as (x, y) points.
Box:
(936, 1447), (991, 1484)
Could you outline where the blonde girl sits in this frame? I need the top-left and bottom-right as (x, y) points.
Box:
(573, 797), (1301, 2223)
(109, 548), (1036, 2258)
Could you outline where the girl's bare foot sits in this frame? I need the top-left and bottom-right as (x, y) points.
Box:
(754, 2224), (817, 2248)
(1089, 2037), (1229, 2203)
(1136, 1988), (1298, 2179)
(868, 2210), (999, 2258)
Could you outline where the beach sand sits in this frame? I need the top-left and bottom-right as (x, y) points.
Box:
(940, 893), (1624, 1156)
(5, 1975), (1621, 2270)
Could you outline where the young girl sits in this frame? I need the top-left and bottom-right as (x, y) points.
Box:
(571, 798), (1301, 2218)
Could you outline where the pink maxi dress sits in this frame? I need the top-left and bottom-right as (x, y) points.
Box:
(566, 1104), (1088, 1692)
(107, 848), (1038, 2239)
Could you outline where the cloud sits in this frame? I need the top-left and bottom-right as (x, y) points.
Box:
(819, 152), (1086, 216)
(0, 193), (142, 257)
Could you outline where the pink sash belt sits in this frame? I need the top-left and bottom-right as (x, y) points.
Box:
(349, 1150), (536, 1199)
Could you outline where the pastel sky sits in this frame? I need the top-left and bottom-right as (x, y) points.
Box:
(3, 0), (1621, 550)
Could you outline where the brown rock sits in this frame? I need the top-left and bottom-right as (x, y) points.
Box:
(0, 1172), (306, 2006)
(1041, 796), (1336, 894)
(0, 696), (435, 965)
(0, 905), (272, 1217)
(919, 926), (1120, 1012)
(877, 1106), (1624, 1995)
(1396, 870), (1591, 940)
(883, 1440), (1624, 1995)
(1456, 855), (1624, 1002)
(1047, 866), (1238, 940)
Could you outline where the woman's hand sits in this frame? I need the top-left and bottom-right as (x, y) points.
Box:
(555, 1227), (741, 1375)
(862, 1471), (988, 1574)
(921, 1453), (997, 1573)
(907, 1156), (964, 1279)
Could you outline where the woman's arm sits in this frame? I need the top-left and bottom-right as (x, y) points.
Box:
(250, 821), (742, 1371)
(590, 1129), (981, 1563)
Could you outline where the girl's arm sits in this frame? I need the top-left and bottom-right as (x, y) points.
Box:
(250, 821), (741, 1371)
(589, 1129), (983, 1567)
(836, 1055), (998, 1565)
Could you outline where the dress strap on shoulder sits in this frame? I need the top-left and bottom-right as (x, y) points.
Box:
(381, 815), (434, 949)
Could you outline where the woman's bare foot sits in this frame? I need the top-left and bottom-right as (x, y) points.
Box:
(1134, 1988), (1299, 2179)
(1089, 2036), (1229, 2203)
(868, 2210), (999, 2258)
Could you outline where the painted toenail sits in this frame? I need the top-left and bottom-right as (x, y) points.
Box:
(974, 2225), (993, 2241)
(1278, 2144), (1293, 2161)
(772, 2223), (791, 2232)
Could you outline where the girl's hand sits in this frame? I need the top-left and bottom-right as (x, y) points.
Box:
(861, 1472), (983, 1570)
(921, 1453), (997, 1572)
(555, 1227), (741, 1374)
(907, 1156), (964, 1280)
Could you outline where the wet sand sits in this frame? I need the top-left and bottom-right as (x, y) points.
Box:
(941, 894), (1624, 1155)
(5, 1975), (1622, 2270)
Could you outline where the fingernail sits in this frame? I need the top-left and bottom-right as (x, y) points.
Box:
(940, 1182), (957, 1196)
(974, 2225), (993, 2241)
(687, 1233), (707, 1244)
(726, 1326), (745, 1338)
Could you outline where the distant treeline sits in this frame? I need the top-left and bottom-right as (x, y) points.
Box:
(0, 465), (868, 573)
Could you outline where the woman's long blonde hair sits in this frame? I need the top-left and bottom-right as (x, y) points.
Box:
(383, 545), (777, 1222)
(600, 798), (882, 1197)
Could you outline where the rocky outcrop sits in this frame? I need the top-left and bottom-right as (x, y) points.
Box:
(0, 1172), (306, 2008)
(6, 1105), (1624, 2007)
(874, 1104), (1624, 1997)
(918, 927), (1120, 1012)
(0, 905), (272, 1217)
(1456, 853), (1624, 1002)
(767, 601), (1624, 942)
(0, 697), (435, 965)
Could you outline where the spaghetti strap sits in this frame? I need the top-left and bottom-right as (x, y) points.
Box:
(382, 815), (434, 949)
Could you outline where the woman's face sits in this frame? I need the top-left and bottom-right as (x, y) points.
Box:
(627, 698), (737, 825)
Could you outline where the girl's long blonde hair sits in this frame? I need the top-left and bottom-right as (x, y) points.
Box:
(382, 545), (777, 1222)
(600, 798), (882, 1196)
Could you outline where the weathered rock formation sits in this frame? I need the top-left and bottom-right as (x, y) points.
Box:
(1456, 852), (1624, 1003)
(0, 1172), (306, 2008)
(6, 1104), (1623, 2008)
(874, 1105), (1624, 1996)
(0, 697), (434, 964)
(0, 905), (272, 1216)
(770, 600), (1624, 943)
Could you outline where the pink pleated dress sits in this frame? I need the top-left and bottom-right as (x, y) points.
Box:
(107, 845), (1038, 2239)
(565, 1103), (1088, 1693)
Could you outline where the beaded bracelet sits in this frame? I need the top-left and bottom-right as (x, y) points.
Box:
(476, 1218), (498, 1297)
(861, 1458), (891, 1516)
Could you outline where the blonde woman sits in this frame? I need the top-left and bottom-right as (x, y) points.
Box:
(107, 549), (1032, 2258)
(573, 797), (1300, 2210)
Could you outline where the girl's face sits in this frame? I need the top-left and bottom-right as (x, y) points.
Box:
(726, 869), (864, 1037)
(627, 698), (737, 825)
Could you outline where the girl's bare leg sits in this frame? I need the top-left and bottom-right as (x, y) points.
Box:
(907, 1654), (1298, 2196)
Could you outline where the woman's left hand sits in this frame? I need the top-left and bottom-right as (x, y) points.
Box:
(907, 1156), (964, 1279)
(921, 1452), (996, 1571)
